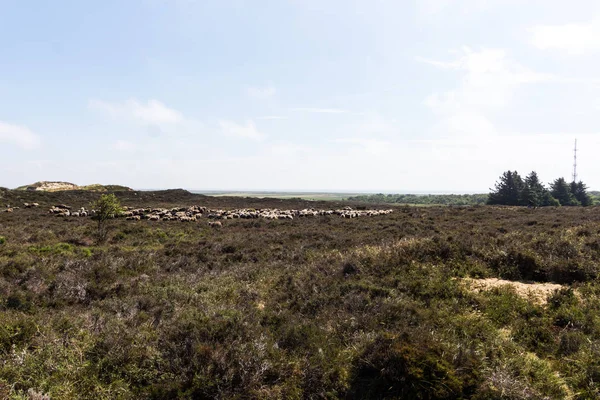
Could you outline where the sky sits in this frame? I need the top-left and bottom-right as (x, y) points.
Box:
(2, 0), (600, 192)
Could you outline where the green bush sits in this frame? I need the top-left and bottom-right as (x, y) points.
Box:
(348, 334), (466, 399)
(29, 242), (75, 256)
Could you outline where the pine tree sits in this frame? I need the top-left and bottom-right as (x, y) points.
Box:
(521, 171), (547, 207)
(541, 190), (560, 207)
(550, 178), (579, 206)
(571, 181), (592, 206)
(488, 170), (524, 206)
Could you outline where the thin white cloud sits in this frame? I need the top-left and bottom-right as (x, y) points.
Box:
(419, 53), (600, 85)
(416, 0), (504, 18)
(246, 84), (276, 99)
(267, 142), (313, 156)
(530, 20), (600, 55)
(219, 120), (265, 141)
(417, 0), (451, 15)
(257, 116), (288, 120)
(421, 47), (553, 136)
(114, 140), (135, 152)
(353, 112), (400, 137)
(291, 107), (348, 114)
(439, 112), (497, 136)
(0, 121), (41, 150)
(415, 55), (460, 69)
(332, 138), (391, 155)
(89, 98), (184, 125)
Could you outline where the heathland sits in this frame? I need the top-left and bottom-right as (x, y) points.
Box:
(2, 188), (600, 398)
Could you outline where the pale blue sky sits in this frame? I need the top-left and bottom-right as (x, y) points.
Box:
(2, 0), (600, 191)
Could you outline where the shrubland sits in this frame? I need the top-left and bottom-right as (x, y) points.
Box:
(346, 193), (488, 206)
(1, 190), (600, 398)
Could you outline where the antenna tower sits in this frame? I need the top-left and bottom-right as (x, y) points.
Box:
(572, 139), (578, 183)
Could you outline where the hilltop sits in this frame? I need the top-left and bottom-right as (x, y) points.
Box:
(15, 181), (133, 192)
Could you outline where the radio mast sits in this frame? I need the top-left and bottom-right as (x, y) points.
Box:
(572, 139), (578, 183)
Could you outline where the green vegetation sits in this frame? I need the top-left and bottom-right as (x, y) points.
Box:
(81, 184), (133, 192)
(488, 170), (591, 207)
(346, 193), (488, 205)
(2, 191), (600, 398)
(90, 194), (123, 242)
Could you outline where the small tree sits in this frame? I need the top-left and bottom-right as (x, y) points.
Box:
(541, 190), (560, 207)
(91, 194), (122, 242)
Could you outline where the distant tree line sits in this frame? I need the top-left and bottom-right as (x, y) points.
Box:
(488, 171), (592, 207)
(347, 193), (488, 206)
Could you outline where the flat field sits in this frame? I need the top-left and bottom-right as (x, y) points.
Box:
(191, 191), (360, 201)
(2, 189), (600, 399)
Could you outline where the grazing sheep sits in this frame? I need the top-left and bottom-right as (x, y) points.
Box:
(97, 204), (391, 223)
(208, 221), (223, 228)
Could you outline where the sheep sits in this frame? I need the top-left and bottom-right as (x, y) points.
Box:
(208, 221), (223, 228)
(90, 204), (392, 223)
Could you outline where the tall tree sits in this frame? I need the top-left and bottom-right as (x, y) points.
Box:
(550, 178), (579, 206)
(521, 171), (547, 207)
(571, 181), (592, 206)
(488, 170), (524, 206)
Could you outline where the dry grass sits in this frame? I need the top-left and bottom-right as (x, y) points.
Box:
(463, 278), (566, 305)
(2, 190), (600, 398)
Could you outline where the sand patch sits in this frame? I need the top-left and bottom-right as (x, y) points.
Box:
(463, 278), (566, 305)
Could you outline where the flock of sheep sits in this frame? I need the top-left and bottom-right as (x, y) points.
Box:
(3, 202), (40, 213)
(46, 204), (393, 223)
(48, 205), (88, 217)
(122, 206), (393, 222)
